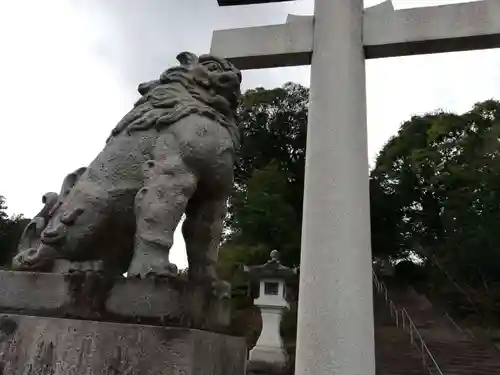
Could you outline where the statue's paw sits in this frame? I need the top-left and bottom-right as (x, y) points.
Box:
(127, 262), (178, 278)
(52, 259), (105, 275)
(12, 245), (58, 271)
(145, 262), (179, 278)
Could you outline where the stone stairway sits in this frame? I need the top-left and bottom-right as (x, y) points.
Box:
(374, 288), (429, 375)
(375, 275), (500, 375)
(425, 337), (500, 375)
(375, 328), (430, 375)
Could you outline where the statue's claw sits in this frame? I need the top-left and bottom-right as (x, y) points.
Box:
(12, 245), (59, 271)
(127, 262), (179, 278)
(144, 262), (179, 277)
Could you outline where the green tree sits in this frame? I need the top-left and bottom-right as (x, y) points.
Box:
(228, 163), (301, 266)
(218, 83), (308, 357)
(233, 83), (308, 216)
(222, 82), (308, 268)
(371, 100), (500, 324)
(0, 196), (29, 267)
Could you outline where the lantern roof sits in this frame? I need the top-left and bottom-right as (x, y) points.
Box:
(244, 250), (297, 280)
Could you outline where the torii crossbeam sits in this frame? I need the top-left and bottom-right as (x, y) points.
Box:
(211, 1), (500, 375)
(213, 1), (500, 69)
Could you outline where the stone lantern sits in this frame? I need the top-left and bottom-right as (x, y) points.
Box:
(244, 250), (296, 370)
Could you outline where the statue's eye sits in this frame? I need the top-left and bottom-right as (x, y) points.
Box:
(205, 62), (221, 72)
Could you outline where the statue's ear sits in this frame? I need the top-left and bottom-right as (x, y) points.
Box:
(59, 167), (87, 197)
(176, 52), (199, 68)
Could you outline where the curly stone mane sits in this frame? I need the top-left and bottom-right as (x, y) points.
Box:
(108, 52), (242, 146)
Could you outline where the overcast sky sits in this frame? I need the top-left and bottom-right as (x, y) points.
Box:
(1, 0), (498, 269)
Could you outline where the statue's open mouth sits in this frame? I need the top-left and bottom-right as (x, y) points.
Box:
(12, 245), (59, 271)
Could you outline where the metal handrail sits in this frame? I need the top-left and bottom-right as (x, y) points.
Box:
(373, 272), (444, 375)
(443, 311), (475, 339)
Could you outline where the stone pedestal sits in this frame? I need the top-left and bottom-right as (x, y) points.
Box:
(0, 271), (229, 330)
(0, 314), (246, 375)
(249, 302), (288, 367)
(0, 271), (246, 374)
(247, 360), (289, 375)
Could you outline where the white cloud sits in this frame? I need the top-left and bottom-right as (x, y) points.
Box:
(1, 0), (498, 270)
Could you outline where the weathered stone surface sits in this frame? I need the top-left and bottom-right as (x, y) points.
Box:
(0, 314), (246, 375)
(12, 52), (242, 285)
(106, 276), (231, 330)
(0, 271), (229, 331)
(0, 272), (69, 312)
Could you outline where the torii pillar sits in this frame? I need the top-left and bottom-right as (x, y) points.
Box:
(212, 1), (500, 374)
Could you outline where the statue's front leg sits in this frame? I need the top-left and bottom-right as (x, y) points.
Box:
(128, 146), (198, 277)
(182, 197), (228, 283)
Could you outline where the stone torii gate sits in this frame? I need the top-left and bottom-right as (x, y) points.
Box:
(211, 1), (500, 374)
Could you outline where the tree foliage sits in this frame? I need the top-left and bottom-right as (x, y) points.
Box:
(0, 196), (29, 267)
(371, 100), (500, 323)
(218, 83), (307, 358)
(222, 82), (308, 270)
(220, 82), (500, 333)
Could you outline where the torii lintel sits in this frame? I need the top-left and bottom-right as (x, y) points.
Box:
(211, 0), (500, 70)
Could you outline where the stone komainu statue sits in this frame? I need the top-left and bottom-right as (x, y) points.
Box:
(13, 52), (242, 281)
